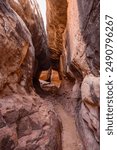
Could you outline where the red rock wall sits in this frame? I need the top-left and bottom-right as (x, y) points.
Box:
(0, 0), (34, 92)
(46, 0), (100, 149)
(8, 0), (48, 55)
(65, 1), (100, 149)
(0, 1), (62, 149)
(46, 0), (67, 60)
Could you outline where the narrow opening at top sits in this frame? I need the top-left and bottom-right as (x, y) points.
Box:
(37, 0), (47, 31)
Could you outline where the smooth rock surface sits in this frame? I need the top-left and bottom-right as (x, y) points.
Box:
(65, 0), (100, 77)
(8, 0), (47, 55)
(78, 74), (100, 150)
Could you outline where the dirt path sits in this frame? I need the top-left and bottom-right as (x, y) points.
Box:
(55, 104), (83, 150)
(41, 80), (83, 150)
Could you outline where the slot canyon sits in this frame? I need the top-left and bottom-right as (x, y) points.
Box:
(0, 0), (100, 150)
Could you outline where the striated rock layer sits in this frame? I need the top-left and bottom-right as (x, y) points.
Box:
(46, 0), (67, 61)
(0, 1), (62, 150)
(79, 74), (100, 150)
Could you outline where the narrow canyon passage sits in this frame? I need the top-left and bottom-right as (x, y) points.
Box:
(43, 93), (83, 150)
(40, 77), (84, 150)
(38, 62), (83, 149)
(0, 0), (100, 150)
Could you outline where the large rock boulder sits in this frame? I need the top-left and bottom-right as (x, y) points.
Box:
(0, 0), (34, 92)
(0, 91), (62, 150)
(8, 0), (51, 92)
(8, 0), (47, 55)
(76, 74), (100, 150)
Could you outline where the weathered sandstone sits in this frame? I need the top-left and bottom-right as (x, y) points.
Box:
(0, 1), (62, 149)
(46, 0), (100, 149)
(0, 0), (100, 149)
(0, 0), (34, 92)
(8, 0), (51, 94)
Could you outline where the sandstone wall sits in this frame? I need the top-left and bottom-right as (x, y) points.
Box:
(0, 0), (100, 149)
(46, 0), (100, 149)
(66, 0), (100, 77)
(46, 0), (67, 60)
(66, 1), (100, 149)
(8, 0), (50, 82)
(0, 1), (62, 149)
(0, 0), (34, 92)
(8, 0), (47, 56)
(65, 1), (100, 149)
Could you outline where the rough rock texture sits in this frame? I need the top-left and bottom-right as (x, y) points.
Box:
(46, 0), (100, 149)
(46, 0), (67, 60)
(0, 1), (62, 150)
(0, 0), (100, 149)
(0, 91), (62, 150)
(65, 0), (100, 77)
(47, 0), (100, 76)
(8, 0), (51, 90)
(8, 0), (47, 55)
(0, 0), (34, 92)
(76, 74), (100, 150)
(65, 1), (100, 149)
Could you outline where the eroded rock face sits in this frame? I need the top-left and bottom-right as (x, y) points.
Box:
(8, 0), (51, 92)
(76, 74), (100, 150)
(66, 0), (100, 77)
(8, 0), (47, 55)
(0, 91), (62, 150)
(65, 1), (100, 149)
(0, 0), (100, 149)
(0, 1), (62, 149)
(46, 0), (67, 61)
(0, 0), (34, 92)
(46, 0), (100, 149)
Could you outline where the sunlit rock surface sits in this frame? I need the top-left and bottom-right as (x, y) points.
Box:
(46, 0), (67, 60)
